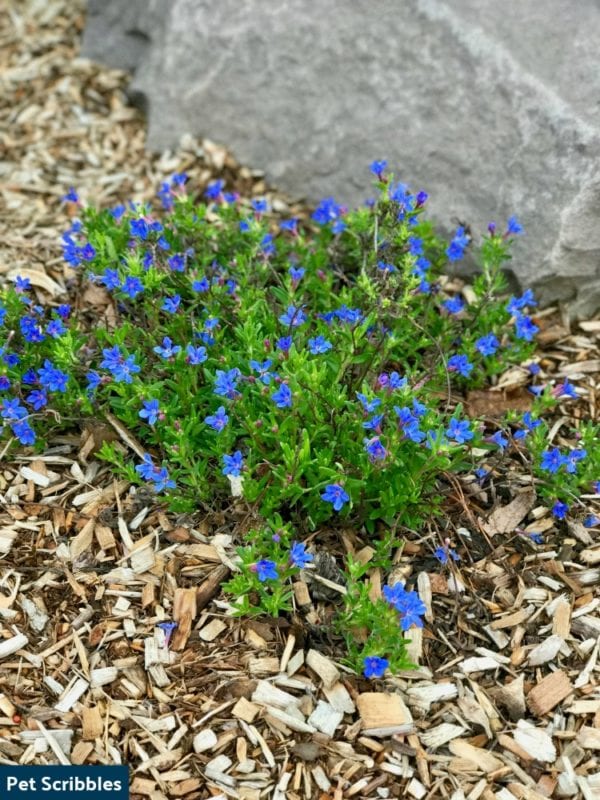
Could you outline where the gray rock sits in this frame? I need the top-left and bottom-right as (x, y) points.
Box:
(82, 0), (600, 310)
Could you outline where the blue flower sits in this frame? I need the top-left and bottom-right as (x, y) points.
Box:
(446, 227), (469, 262)
(205, 406), (229, 432)
(249, 359), (274, 384)
(135, 454), (175, 492)
(289, 266), (305, 282)
(192, 277), (210, 293)
(12, 420), (36, 445)
(507, 290), (537, 315)
(100, 346), (140, 384)
(168, 254), (185, 272)
(378, 372), (407, 391)
(15, 275), (31, 292)
(20, 316), (45, 343)
(63, 187), (79, 203)
(515, 314), (538, 341)
(271, 383), (293, 408)
(186, 344), (207, 365)
(476, 334), (499, 356)
(261, 233), (275, 256)
(364, 436), (387, 462)
(121, 276), (144, 299)
(222, 450), (244, 477)
(434, 545), (460, 565)
(312, 197), (344, 226)
(369, 160), (388, 179)
(214, 368), (241, 399)
(552, 501), (569, 520)
(279, 218), (298, 234)
(408, 236), (424, 256)
(565, 448), (586, 474)
(448, 354), (473, 378)
(321, 484), (350, 511)
(584, 515), (600, 528)
(130, 218), (149, 239)
(363, 414), (383, 431)
(139, 399), (160, 425)
(251, 198), (268, 214)
(276, 336), (293, 354)
(156, 621), (178, 645)
(100, 268), (121, 290)
(308, 336), (332, 355)
(553, 379), (578, 399)
(252, 559), (278, 582)
(383, 583), (426, 630)
(205, 179), (224, 200)
(38, 360), (69, 393)
(279, 305), (307, 327)
(356, 393), (381, 414)
(162, 294), (181, 313)
(489, 431), (508, 449)
(363, 656), (389, 679)
(443, 296), (465, 314)
(26, 390), (47, 410)
(540, 447), (565, 474)
(446, 418), (473, 444)
(153, 336), (181, 360)
(506, 216), (524, 235)
(46, 319), (66, 338)
(377, 261), (396, 273)
(0, 376), (10, 391)
(290, 542), (313, 569)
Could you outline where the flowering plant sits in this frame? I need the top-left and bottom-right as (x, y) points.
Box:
(1, 162), (597, 676)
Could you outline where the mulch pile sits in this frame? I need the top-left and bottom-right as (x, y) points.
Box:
(1, 2), (600, 799)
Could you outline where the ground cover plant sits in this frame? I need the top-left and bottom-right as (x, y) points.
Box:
(1, 161), (598, 677)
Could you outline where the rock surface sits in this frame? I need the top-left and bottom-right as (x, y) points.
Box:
(83, 0), (600, 312)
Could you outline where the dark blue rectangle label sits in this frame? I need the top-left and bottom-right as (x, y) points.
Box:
(0, 766), (128, 800)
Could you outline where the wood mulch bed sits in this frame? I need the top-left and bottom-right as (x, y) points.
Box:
(1, 2), (600, 799)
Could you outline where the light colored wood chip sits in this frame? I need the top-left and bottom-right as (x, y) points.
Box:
(527, 635), (564, 666)
(448, 739), (503, 772)
(306, 649), (340, 688)
(357, 692), (413, 737)
(527, 670), (573, 717)
(514, 720), (556, 762)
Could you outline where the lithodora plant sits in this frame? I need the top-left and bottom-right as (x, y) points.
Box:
(1, 161), (598, 676)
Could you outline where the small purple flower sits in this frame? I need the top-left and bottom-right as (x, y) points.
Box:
(321, 484), (349, 511)
(446, 227), (469, 262)
(356, 393), (381, 414)
(12, 420), (36, 445)
(289, 265), (305, 283)
(276, 336), (293, 354)
(100, 268), (121, 290)
(363, 414), (384, 432)
(584, 514), (600, 528)
(363, 656), (389, 679)
(205, 179), (224, 200)
(565, 448), (586, 474)
(553, 379), (578, 399)
(38, 360), (69, 393)
(377, 261), (396, 274)
(489, 431), (508, 450)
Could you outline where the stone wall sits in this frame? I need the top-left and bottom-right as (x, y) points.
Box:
(83, 0), (600, 314)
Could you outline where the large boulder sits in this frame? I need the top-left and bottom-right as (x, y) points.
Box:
(83, 0), (600, 314)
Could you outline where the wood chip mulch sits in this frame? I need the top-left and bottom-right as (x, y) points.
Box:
(2, 2), (600, 799)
